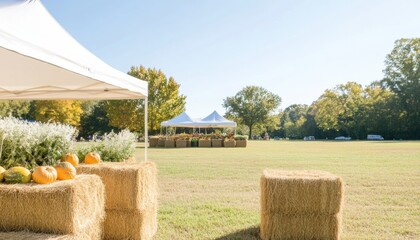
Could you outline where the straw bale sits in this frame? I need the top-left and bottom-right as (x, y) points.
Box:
(260, 213), (341, 240)
(164, 139), (175, 148)
(0, 175), (105, 237)
(175, 140), (188, 148)
(149, 137), (159, 148)
(0, 219), (102, 240)
(224, 140), (236, 147)
(261, 169), (343, 214)
(76, 161), (158, 210)
(236, 140), (247, 147)
(0, 231), (78, 240)
(199, 139), (211, 147)
(157, 138), (165, 147)
(211, 139), (223, 147)
(103, 206), (158, 240)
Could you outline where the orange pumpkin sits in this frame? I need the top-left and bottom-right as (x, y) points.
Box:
(32, 166), (57, 184)
(84, 152), (101, 164)
(54, 162), (77, 180)
(61, 153), (79, 167)
(0, 166), (6, 182)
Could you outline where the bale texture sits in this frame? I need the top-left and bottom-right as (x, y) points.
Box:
(157, 138), (165, 147)
(211, 139), (223, 147)
(149, 137), (159, 148)
(0, 231), (78, 240)
(103, 206), (158, 240)
(76, 161), (158, 210)
(224, 140), (236, 147)
(199, 139), (211, 147)
(236, 140), (247, 147)
(164, 140), (175, 148)
(0, 175), (105, 238)
(261, 170), (343, 214)
(175, 140), (188, 148)
(260, 213), (341, 240)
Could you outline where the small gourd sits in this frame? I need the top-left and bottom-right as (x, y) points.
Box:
(84, 152), (101, 164)
(54, 162), (77, 180)
(61, 153), (79, 167)
(32, 166), (57, 184)
(0, 166), (5, 182)
(4, 166), (32, 183)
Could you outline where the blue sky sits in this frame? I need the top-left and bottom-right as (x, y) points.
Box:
(42, 0), (420, 117)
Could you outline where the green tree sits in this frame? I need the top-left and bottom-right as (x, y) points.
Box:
(382, 38), (420, 139)
(0, 100), (31, 118)
(33, 100), (83, 127)
(105, 66), (186, 133)
(312, 82), (365, 138)
(223, 86), (281, 139)
(79, 101), (117, 139)
(279, 104), (309, 139)
(364, 83), (400, 139)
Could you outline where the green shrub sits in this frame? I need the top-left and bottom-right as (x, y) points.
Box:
(76, 130), (136, 162)
(0, 117), (77, 169)
(234, 135), (248, 140)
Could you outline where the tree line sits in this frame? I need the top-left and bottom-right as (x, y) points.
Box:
(0, 38), (418, 140)
(224, 38), (419, 140)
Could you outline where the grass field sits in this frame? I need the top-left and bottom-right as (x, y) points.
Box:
(135, 141), (420, 240)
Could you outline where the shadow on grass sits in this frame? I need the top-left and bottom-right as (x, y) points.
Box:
(214, 226), (260, 240)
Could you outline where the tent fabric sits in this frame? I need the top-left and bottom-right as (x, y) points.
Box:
(161, 112), (195, 127)
(0, 0), (147, 100)
(196, 111), (237, 128)
(161, 111), (237, 128)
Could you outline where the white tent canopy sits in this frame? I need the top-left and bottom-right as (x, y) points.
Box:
(0, 0), (149, 159)
(161, 111), (237, 129)
(0, 0), (147, 100)
(161, 112), (195, 128)
(196, 110), (237, 128)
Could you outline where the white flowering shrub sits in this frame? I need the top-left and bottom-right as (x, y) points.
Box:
(76, 129), (136, 162)
(0, 117), (77, 169)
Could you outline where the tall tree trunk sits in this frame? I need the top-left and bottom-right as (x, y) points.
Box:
(248, 124), (253, 140)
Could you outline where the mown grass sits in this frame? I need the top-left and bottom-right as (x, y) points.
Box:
(134, 141), (420, 239)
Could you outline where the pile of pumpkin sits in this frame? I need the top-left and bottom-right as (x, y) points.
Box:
(0, 152), (101, 184)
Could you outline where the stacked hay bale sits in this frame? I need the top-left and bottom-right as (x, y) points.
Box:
(260, 170), (344, 240)
(77, 161), (158, 240)
(0, 175), (105, 240)
(0, 230), (91, 240)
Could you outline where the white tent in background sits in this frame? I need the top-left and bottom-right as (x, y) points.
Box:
(197, 111), (237, 128)
(160, 111), (237, 135)
(0, 0), (149, 160)
(161, 112), (195, 128)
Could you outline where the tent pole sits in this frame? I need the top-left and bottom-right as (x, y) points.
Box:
(144, 97), (148, 162)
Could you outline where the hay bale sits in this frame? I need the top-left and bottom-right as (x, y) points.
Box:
(175, 140), (188, 148)
(235, 140), (247, 147)
(224, 140), (236, 147)
(157, 138), (165, 147)
(164, 139), (175, 148)
(103, 206), (158, 240)
(76, 161), (158, 210)
(260, 213), (341, 240)
(149, 137), (159, 148)
(0, 175), (105, 238)
(0, 231), (78, 240)
(198, 139), (211, 147)
(261, 169), (343, 214)
(211, 139), (223, 147)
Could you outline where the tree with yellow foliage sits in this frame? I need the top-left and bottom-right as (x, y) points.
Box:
(105, 66), (186, 133)
(33, 100), (83, 127)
